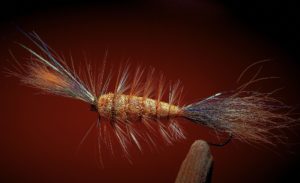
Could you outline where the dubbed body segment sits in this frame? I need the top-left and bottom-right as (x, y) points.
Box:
(97, 93), (182, 122)
(10, 31), (296, 162)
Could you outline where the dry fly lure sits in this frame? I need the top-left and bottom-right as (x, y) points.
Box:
(8, 32), (296, 160)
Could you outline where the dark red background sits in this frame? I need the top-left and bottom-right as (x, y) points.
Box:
(1, 1), (300, 182)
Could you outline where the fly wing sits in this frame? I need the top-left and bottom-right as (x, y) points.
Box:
(13, 32), (96, 104)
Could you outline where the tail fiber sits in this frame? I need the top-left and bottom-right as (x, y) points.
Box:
(183, 91), (295, 145)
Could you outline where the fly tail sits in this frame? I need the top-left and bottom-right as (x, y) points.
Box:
(183, 91), (296, 145)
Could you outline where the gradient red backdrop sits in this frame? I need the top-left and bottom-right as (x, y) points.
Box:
(1, 1), (299, 183)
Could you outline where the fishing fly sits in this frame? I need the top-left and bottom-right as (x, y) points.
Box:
(8, 32), (295, 161)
